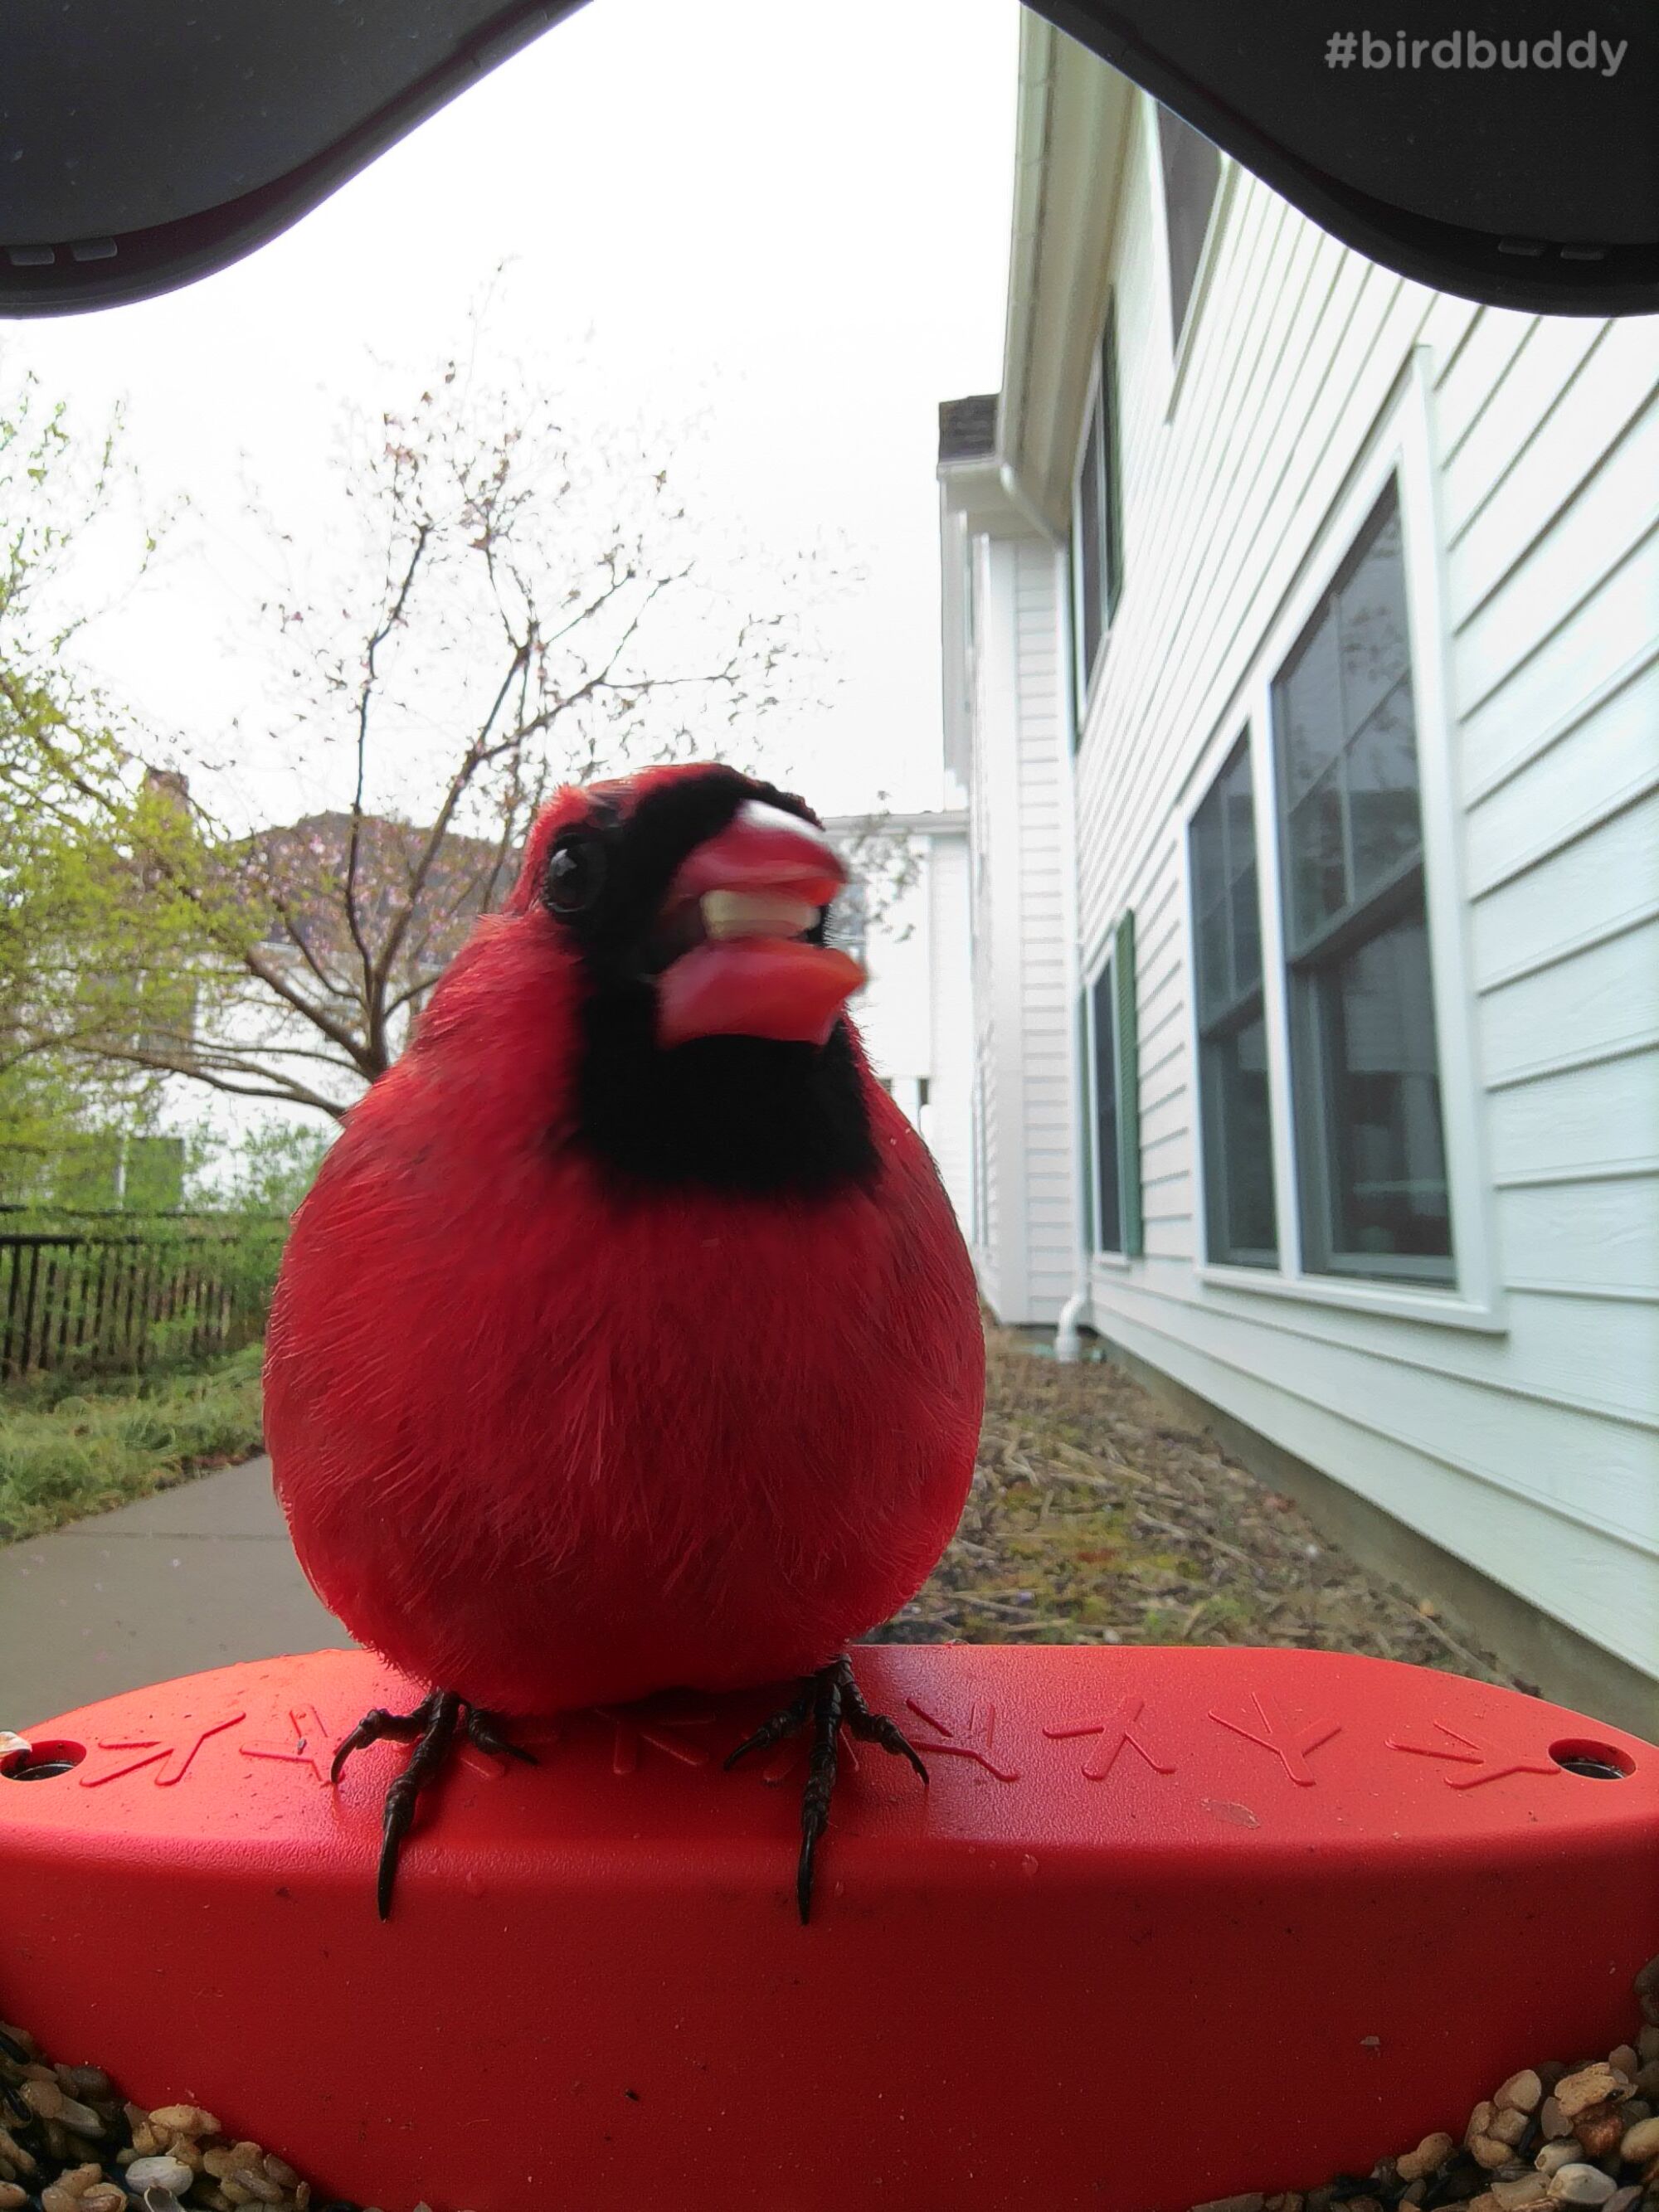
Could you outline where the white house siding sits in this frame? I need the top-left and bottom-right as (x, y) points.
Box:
(956, 526), (1081, 1325)
(1010, 537), (1081, 1322)
(826, 816), (975, 1236)
(968, 538), (1015, 1312)
(1052, 83), (1659, 1691)
(922, 832), (975, 1237)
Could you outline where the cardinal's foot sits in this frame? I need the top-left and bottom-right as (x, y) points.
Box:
(723, 1654), (927, 1926)
(330, 1690), (536, 1920)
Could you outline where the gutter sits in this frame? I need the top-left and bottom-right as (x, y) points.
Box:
(999, 12), (1058, 503)
(996, 458), (1063, 547)
(993, 12), (1084, 1349)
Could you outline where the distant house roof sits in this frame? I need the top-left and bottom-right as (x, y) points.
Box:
(246, 810), (521, 971)
(937, 394), (1000, 465)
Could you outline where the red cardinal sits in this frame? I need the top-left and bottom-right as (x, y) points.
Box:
(264, 762), (985, 1922)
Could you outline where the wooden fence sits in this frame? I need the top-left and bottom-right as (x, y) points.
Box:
(0, 1218), (285, 1383)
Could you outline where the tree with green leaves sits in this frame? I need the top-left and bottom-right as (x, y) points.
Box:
(4, 345), (854, 1131)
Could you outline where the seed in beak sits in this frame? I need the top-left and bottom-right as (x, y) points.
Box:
(700, 889), (819, 942)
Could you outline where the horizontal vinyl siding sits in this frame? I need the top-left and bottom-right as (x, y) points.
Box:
(1012, 537), (1079, 1321)
(969, 595), (1002, 1305)
(1059, 90), (1659, 1683)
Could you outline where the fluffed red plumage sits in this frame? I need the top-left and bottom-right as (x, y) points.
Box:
(264, 765), (985, 1716)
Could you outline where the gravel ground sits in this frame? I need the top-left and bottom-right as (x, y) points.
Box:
(866, 1329), (1530, 1694)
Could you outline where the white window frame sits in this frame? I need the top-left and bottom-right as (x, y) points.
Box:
(1142, 91), (1237, 418)
(1182, 360), (1501, 1334)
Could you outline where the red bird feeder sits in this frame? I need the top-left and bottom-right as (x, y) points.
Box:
(2, 1643), (1656, 2211)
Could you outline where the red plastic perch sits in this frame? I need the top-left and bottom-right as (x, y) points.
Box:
(2, 1644), (1656, 2212)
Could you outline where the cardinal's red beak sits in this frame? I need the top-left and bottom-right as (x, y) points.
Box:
(653, 800), (866, 1049)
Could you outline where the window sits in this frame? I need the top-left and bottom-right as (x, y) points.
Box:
(1190, 735), (1278, 1266)
(1070, 298), (1124, 721)
(1085, 914), (1143, 1257)
(1157, 105), (1222, 346)
(1270, 479), (1452, 1282)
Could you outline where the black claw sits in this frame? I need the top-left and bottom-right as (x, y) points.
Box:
(731, 1655), (929, 1926)
(723, 1679), (815, 1771)
(467, 1707), (538, 1765)
(328, 1701), (426, 1786)
(372, 1691), (460, 1919)
(330, 1691), (535, 1919)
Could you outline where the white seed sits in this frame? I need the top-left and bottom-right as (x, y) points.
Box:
(1546, 2167), (1617, 2207)
(1535, 2144), (1582, 2177)
(125, 2157), (195, 2198)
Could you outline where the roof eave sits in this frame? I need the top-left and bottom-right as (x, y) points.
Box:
(995, 21), (1136, 534)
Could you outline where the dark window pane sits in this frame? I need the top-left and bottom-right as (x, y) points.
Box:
(1287, 764), (1348, 945)
(1316, 903), (1452, 1267)
(1092, 964), (1121, 1252)
(1277, 610), (1344, 808)
(1202, 1014), (1277, 1264)
(1190, 781), (1225, 907)
(1222, 751), (1256, 880)
(1337, 490), (1412, 732)
(1158, 105), (1222, 342)
(1347, 680), (1423, 897)
(1076, 408), (1103, 688)
(1195, 897), (1228, 1025)
(1231, 863), (1262, 996)
(1190, 734), (1258, 1021)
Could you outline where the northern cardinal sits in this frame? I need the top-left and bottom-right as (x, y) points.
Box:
(264, 762), (985, 1922)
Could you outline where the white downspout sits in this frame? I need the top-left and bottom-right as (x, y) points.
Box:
(990, 468), (1084, 1358)
(1054, 878), (1092, 1364)
(1006, 478), (1087, 1364)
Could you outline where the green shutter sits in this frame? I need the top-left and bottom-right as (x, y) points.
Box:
(1112, 910), (1142, 1257)
(1076, 989), (1096, 1249)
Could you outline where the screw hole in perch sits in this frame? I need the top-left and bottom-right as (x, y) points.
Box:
(0, 1738), (85, 1781)
(1549, 1737), (1634, 1780)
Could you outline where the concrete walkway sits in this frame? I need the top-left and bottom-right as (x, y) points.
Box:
(0, 1459), (356, 1732)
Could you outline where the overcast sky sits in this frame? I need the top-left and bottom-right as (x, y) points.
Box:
(3, 0), (1019, 831)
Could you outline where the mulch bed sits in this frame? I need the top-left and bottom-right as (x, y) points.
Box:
(867, 1329), (1529, 1694)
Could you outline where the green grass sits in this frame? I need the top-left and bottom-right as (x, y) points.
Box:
(0, 1343), (266, 1545)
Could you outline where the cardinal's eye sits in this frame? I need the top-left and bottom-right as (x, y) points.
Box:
(544, 833), (606, 915)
